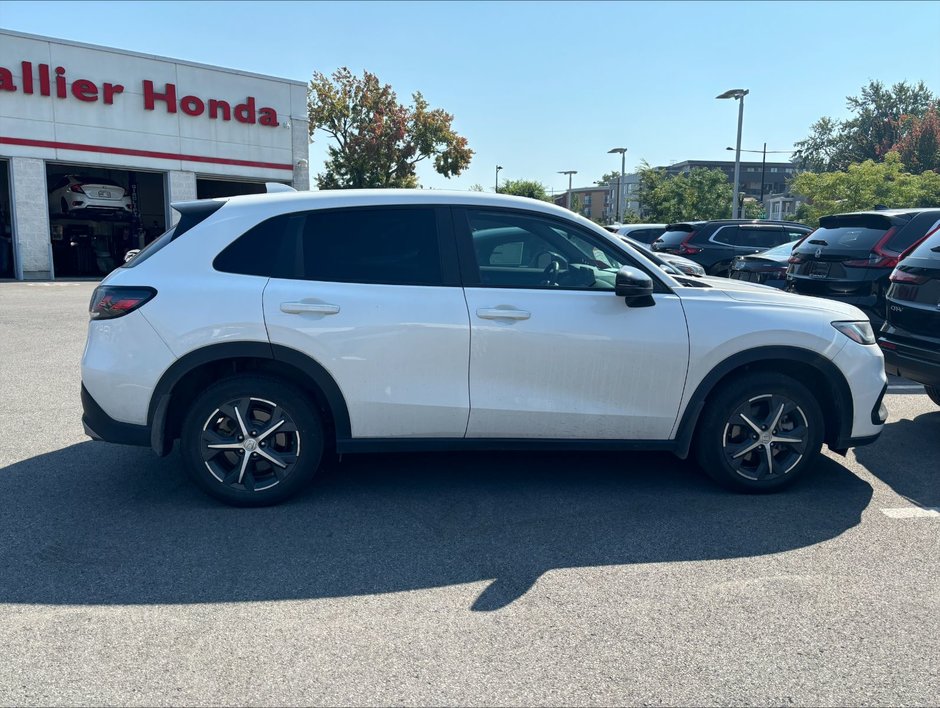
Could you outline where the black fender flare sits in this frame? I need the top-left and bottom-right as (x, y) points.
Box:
(148, 341), (351, 455)
(672, 345), (854, 458)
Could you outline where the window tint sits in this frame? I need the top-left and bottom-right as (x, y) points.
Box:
(736, 227), (780, 247)
(711, 226), (740, 245)
(784, 229), (808, 242)
(213, 213), (304, 278)
(466, 210), (628, 290)
(889, 216), (940, 254)
(905, 221), (940, 260)
(303, 207), (442, 285)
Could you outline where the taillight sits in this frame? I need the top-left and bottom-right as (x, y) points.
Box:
(845, 226), (899, 268)
(69, 184), (86, 194)
(677, 231), (700, 255)
(89, 286), (156, 320)
(890, 269), (929, 284)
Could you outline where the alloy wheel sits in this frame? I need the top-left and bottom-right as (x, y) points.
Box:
(722, 393), (809, 481)
(200, 397), (301, 492)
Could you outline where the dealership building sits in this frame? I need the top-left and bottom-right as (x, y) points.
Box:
(0, 29), (310, 280)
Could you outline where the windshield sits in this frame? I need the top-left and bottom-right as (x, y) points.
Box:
(656, 229), (695, 246)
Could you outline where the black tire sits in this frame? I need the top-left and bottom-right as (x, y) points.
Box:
(925, 385), (940, 408)
(180, 375), (324, 506)
(695, 372), (824, 493)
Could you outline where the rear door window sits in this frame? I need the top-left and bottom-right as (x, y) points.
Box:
(735, 227), (782, 247)
(301, 207), (443, 285)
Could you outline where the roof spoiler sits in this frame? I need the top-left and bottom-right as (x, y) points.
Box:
(266, 182), (296, 193)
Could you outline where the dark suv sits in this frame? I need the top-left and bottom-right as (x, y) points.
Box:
(878, 221), (940, 407)
(651, 220), (811, 276)
(787, 209), (940, 325)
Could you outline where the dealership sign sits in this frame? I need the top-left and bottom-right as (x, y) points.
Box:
(0, 61), (281, 127)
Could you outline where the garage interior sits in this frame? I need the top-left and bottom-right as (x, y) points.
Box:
(46, 163), (167, 278)
(0, 160), (12, 279)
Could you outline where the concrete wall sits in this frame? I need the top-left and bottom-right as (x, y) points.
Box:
(9, 157), (51, 280)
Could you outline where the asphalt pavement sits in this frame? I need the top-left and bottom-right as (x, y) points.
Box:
(0, 281), (937, 706)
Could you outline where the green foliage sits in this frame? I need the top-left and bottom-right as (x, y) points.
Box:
(497, 179), (550, 201)
(468, 183), (485, 192)
(791, 152), (940, 226)
(619, 210), (645, 224)
(637, 163), (735, 222)
(570, 193), (584, 214)
(595, 171), (620, 186)
(308, 67), (473, 189)
(795, 80), (936, 172)
(742, 200), (764, 219)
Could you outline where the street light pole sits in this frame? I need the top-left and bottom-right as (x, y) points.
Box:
(495, 165), (502, 194)
(558, 170), (577, 210)
(725, 145), (793, 204)
(716, 88), (749, 219)
(760, 142), (766, 201)
(608, 147), (627, 223)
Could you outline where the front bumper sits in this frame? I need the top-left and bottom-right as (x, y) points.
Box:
(81, 384), (150, 447)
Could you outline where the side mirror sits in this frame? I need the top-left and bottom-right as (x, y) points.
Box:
(615, 266), (655, 307)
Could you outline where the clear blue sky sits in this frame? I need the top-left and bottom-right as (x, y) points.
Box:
(2, 1), (938, 193)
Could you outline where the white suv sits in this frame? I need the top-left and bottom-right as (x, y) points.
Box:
(81, 190), (887, 506)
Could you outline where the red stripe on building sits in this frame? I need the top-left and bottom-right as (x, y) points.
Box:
(0, 136), (294, 171)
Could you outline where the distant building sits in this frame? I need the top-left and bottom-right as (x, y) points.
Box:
(604, 172), (641, 223)
(553, 186), (609, 222)
(665, 159), (800, 203)
(603, 159), (802, 222)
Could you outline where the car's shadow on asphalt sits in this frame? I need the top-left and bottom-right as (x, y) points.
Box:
(0, 443), (871, 611)
(854, 408), (940, 508)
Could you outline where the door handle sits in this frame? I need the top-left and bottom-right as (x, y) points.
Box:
(280, 302), (341, 315)
(476, 308), (531, 320)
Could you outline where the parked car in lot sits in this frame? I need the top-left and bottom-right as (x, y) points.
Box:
(81, 190), (887, 506)
(622, 236), (705, 277)
(730, 241), (798, 289)
(605, 223), (667, 244)
(787, 209), (940, 325)
(49, 175), (133, 217)
(878, 221), (940, 407)
(651, 220), (811, 276)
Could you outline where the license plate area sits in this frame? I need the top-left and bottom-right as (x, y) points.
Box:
(98, 190), (111, 198)
(809, 262), (830, 278)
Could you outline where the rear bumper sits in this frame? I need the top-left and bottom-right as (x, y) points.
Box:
(81, 384), (150, 447)
(879, 338), (940, 387)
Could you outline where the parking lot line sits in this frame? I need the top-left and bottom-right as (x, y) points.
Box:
(881, 507), (940, 519)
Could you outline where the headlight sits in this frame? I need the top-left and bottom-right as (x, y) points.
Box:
(832, 321), (876, 345)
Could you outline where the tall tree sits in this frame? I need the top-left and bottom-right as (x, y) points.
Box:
(496, 179), (550, 201)
(795, 80), (936, 172)
(791, 152), (940, 226)
(308, 68), (473, 188)
(637, 164), (737, 222)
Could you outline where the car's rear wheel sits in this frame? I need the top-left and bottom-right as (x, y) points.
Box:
(695, 372), (824, 492)
(925, 385), (940, 407)
(180, 376), (324, 506)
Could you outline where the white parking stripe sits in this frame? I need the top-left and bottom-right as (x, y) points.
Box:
(882, 507), (940, 519)
(887, 385), (925, 390)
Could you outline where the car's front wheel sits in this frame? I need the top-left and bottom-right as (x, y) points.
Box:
(695, 372), (824, 492)
(925, 385), (940, 408)
(180, 376), (324, 506)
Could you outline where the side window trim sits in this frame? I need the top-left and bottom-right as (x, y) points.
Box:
(452, 205), (672, 293)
